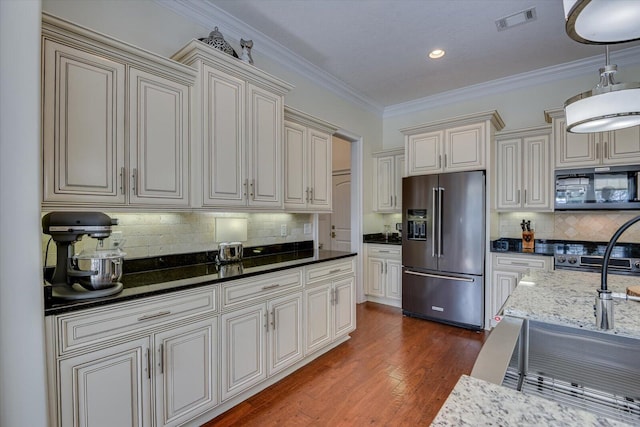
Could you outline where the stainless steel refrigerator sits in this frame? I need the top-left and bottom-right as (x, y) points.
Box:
(402, 171), (485, 329)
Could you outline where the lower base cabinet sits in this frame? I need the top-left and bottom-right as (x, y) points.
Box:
(304, 276), (355, 355)
(364, 244), (402, 307)
(220, 292), (303, 402)
(489, 253), (552, 328)
(47, 257), (356, 427)
(57, 316), (217, 427)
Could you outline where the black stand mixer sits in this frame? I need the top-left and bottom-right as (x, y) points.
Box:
(42, 211), (124, 300)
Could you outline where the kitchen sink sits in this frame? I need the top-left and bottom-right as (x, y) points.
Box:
(472, 317), (640, 424)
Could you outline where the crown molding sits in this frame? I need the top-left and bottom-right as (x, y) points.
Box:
(383, 46), (640, 118)
(155, 0), (640, 120)
(154, 0), (383, 115)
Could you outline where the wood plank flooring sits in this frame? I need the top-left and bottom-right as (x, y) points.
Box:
(204, 302), (488, 426)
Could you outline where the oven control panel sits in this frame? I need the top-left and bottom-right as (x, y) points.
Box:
(554, 254), (640, 275)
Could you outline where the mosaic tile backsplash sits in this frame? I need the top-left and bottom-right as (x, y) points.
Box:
(499, 211), (640, 243)
(42, 212), (313, 266)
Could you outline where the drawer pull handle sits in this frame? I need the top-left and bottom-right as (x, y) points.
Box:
(509, 262), (530, 266)
(262, 284), (281, 290)
(329, 269), (342, 274)
(378, 250), (390, 253)
(138, 310), (171, 322)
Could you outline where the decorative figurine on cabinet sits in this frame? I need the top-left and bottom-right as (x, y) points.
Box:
(240, 38), (254, 64)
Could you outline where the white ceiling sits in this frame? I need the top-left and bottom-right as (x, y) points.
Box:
(160, 0), (640, 113)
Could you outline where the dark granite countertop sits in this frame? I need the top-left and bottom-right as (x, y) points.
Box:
(44, 244), (356, 316)
(363, 233), (402, 245)
(491, 238), (640, 258)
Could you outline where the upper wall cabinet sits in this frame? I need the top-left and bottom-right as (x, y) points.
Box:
(373, 149), (404, 212)
(495, 126), (553, 212)
(401, 111), (505, 176)
(41, 14), (195, 208)
(546, 109), (640, 169)
(173, 40), (293, 210)
(283, 107), (338, 212)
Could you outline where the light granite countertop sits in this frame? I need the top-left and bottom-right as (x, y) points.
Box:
(432, 270), (640, 426)
(431, 375), (631, 426)
(503, 269), (640, 338)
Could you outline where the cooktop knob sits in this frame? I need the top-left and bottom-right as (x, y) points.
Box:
(568, 257), (578, 264)
(635, 261), (640, 269)
(556, 255), (566, 263)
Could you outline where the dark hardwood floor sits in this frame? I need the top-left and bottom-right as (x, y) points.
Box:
(204, 302), (488, 426)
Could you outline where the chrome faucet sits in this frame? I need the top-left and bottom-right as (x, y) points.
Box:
(597, 215), (640, 329)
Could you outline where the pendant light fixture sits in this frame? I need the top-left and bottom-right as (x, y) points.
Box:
(564, 46), (640, 133)
(563, 0), (640, 44)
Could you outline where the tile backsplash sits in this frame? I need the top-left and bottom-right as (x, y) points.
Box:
(498, 211), (640, 243)
(42, 212), (313, 266)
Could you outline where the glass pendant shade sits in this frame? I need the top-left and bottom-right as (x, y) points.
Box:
(563, 0), (640, 44)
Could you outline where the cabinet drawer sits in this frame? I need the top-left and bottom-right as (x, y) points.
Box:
(493, 254), (551, 271)
(56, 288), (216, 355)
(221, 269), (302, 310)
(367, 245), (401, 258)
(305, 258), (355, 285)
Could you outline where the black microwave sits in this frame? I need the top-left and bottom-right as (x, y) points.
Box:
(555, 165), (640, 210)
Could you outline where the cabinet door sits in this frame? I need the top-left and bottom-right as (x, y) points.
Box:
(394, 155), (405, 210)
(603, 126), (640, 165)
(365, 257), (385, 297)
(375, 156), (395, 211)
(154, 318), (217, 427)
(334, 277), (356, 340)
(406, 131), (443, 175)
(308, 128), (332, 210)
(522, 134), (551, 210)
(42, 39), (125, 204)
(386, 259), (403, 301)
(304, 283), (333, 355)
(554, 117), (599, 168)
(267, 293), (303, 376)
(201, 65), (245, 206)
(445, 122), (485, 172)
(247, 83), (282, 207)
(129, 68), (189, 206)
(283, 121), (308, 208)
(58, 337), (151, 427)
(491, 270), (520, 321)
(496, 138), (522, 210)
(221, 304), (267, 401)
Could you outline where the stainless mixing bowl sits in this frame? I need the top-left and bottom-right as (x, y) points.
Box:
(72, 250), (125, 290)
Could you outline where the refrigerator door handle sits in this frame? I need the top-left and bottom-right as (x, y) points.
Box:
(438, 187), (444, 257)
(432, 187), (438, 257)
(404, 270), (474, 282)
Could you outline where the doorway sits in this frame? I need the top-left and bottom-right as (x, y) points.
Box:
(318, 135), (351, 252)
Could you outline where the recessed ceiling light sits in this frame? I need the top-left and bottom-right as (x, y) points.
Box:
(428, 49), (445, 59)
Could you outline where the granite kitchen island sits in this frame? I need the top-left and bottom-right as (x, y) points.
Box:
(432, 269), (640, 426)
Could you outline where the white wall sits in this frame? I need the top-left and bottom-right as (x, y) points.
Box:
(0, 1), (48, 426)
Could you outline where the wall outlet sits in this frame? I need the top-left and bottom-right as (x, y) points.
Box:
(280, 224), (287, 236)
(303, 223), (312, 234)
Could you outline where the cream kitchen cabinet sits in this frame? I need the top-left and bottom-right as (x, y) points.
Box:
(173, 40), (293, 209)
(547, 109), (640, 169)
(41, 15), (194, 208)
(303, 258), (356, 355)
(284, 107), (338, 212)
(489, 253), (552, 328)
(220, 292), (303, 401)
(45, 287), (218, 427)
(495, 126), (553, 211)
(402, 111), (505, 176)
(373, 150), (404, 212)
(364, 244), (402, 307)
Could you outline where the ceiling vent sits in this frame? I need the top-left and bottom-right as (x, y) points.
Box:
(495, 7), (537, 31)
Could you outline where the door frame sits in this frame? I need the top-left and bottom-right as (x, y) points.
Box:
(314, 130), (364, 304)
